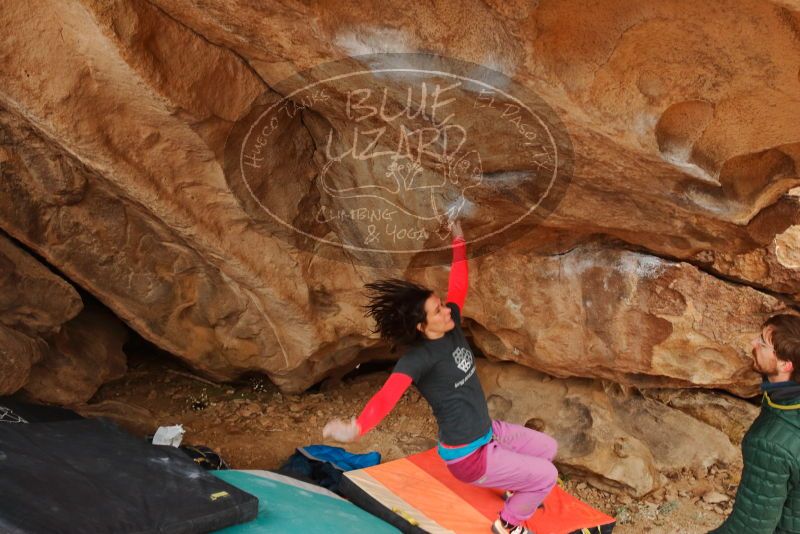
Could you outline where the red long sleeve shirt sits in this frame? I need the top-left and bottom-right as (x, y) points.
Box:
(356, 235), (468, 435)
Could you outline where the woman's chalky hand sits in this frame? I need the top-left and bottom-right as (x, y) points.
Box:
(323, 417), (360, 442)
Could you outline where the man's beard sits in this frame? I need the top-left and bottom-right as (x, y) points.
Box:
(752, 349), (777, 376)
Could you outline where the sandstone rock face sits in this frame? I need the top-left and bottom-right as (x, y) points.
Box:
(0, 0), (798, 396)
(0, 110), (300, 383)
(0, 1), (382, 390)
(23, 303), (129, 406)
(73, 400), (156, 437)
(478, 360), (740, 497)
(0, 234), (82, 338)
(0, 325), (49, 396)
(453, 246), (784, 397)
(0, 231), (126, 401)
(642, 389), (760, 446)
(147, 0), (800, 278)
(0, 233), (82, 395)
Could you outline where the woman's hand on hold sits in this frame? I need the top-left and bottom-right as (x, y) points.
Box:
(323, 417), (360, 442)
(450, 220), (464, 240)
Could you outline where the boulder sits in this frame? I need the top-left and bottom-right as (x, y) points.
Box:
(478, 360), (740, 497)
(0, 0), (798, 393)
(23, 302), (129, 405)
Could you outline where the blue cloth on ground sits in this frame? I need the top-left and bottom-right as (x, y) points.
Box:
(297, 445), (381, 471)
(278, 445), (380, 494)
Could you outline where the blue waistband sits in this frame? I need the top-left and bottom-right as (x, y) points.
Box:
(437, 428), (493, 461)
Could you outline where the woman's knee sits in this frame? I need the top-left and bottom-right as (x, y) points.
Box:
(523, 460), (558, 492)
(539, 461), (559, 490)
(543, 435), (558, 461)
(530, 432), (557, 461)
(514, 423), (558, 460)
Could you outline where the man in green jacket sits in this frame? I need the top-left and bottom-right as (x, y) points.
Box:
(710, 314), (800, 534)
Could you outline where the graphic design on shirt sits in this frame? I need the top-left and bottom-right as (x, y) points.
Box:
(452, 346), (473, 373)
(0, 406), (27, 424)
(454, 366), (476, 388)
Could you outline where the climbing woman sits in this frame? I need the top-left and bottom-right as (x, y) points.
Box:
(323, 221), (559, 534)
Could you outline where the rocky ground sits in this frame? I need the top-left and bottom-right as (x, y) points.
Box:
(83, 346), (745, 534)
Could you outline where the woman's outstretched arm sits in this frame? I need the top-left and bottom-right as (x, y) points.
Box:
(355, 372), (413, 435)
(445, 221), (467, 309)
(322, 372), (413, 442)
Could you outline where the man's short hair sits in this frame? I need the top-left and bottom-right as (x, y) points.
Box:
(764, 314), (800, 381)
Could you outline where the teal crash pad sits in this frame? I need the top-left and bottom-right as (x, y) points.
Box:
(212, 470), (400, 533)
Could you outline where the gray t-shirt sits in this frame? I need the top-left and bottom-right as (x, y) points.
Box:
(393, 303), (492, 445)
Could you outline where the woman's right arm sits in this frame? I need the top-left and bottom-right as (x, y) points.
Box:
(355, 372), (413, 435)
(323, 372), (413, 442)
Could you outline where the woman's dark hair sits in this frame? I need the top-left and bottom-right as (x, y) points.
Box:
(363, 278), (433, 351)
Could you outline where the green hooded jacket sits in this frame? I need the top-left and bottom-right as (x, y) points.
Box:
(709, 386), (800, 534)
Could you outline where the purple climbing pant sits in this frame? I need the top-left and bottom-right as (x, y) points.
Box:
(454, 419), (558, 526)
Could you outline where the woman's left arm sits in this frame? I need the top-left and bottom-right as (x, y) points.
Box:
(446, 221), (467, 309)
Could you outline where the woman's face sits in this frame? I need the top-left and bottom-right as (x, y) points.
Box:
(418, 294), (455, 339)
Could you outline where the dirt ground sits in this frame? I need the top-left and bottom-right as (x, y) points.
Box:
(91, 349), (739, 533)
